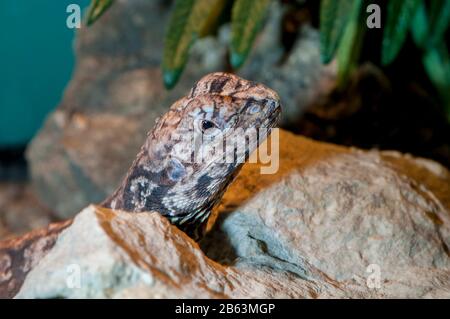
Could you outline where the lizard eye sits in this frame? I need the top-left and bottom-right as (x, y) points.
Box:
(199, 119), (222, 138)
(201, 120), (217, 132)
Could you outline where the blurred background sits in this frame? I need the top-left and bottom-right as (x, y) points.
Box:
(0, 0), (89, 178)
(0, 0), (449, 239)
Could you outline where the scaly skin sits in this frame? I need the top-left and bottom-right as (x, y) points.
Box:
(102, 72), (281, 238)
(0, 73), (281, 298)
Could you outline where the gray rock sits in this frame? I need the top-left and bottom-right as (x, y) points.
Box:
(13, 131), (450, 298)
(0, 182), (54, 240)
(27, 0), (335, 218)
(16, 205), (340, 299)
(202, 131), (450, 299)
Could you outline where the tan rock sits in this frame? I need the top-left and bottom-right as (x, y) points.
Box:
(10, 130), (450, 298)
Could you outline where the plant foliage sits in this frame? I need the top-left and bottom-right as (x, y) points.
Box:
(319, 0), (449, 113)
(335, 0), (364, 86)
(86, 0), (114, 26)
(86, 0), (449, 116)
(230, 0), (272, 69)
(381, 0), (421, 65)
(162, 0), (228, 89)
(319, 0), (355, 64)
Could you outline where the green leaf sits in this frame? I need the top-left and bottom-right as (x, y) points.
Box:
(319, 0), (355, 64)
(336, 0), (364, 86)
(411, 0), (450, 117)
(230, 0), (272, 69)
(423, 43), (450, 118)
(163, 0), (228, 89)
(382, 0), (421, 65)
(199, 0), (229, 37)
(87, 0), (114, 26)
(411, 0), (428, 48)
(427, 0), (450, 48)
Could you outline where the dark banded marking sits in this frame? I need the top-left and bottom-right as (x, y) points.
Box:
(209, 77), (230, 93)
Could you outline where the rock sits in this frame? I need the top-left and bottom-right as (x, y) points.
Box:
(202, 131), (450, 298)
(0, 218), (72, 298)
(27, 0), (335, 218)
(14, 205), (342, 299)
(0, 182), (55, 240)
(6, 130), (450, 298)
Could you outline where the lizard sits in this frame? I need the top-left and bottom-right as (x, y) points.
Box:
(0, 72), (281, 298)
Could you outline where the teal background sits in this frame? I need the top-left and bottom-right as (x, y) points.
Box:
(0, 0), (89, 147)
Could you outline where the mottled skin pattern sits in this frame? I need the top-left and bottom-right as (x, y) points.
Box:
(0, 73), (281, 298)
(102, 73), (281, 239)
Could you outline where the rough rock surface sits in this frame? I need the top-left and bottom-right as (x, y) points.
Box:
(7, 130), (450, 298)
(0, 182), (55, 240)
(15, 206), (343, 299)
(27, 0), (335, 218)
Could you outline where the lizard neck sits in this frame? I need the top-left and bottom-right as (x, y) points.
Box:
(101, 147), (170, 214)
(100, 143), (244, 241)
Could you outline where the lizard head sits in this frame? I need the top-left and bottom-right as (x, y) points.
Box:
(106, 72), (281, 239)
